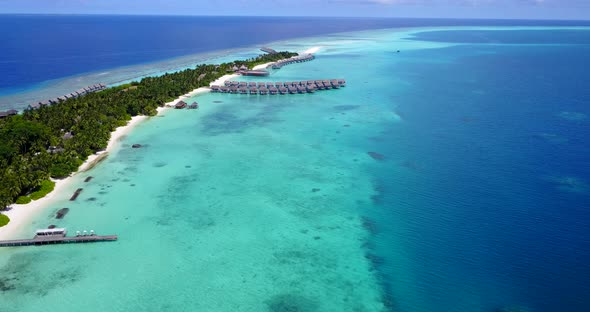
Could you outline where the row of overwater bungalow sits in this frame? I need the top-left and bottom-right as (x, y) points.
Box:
(27, 83), (107, 110)
(260, 47), (278, 54)
(0, 109), (18, 119)
(211, 79), (346, 95)
(270, 54), (315, 69)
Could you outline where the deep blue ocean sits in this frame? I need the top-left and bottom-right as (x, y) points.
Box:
(1, 15), (589, 96)
(365, 30), (590, 311)
(1, 15), (589, 312)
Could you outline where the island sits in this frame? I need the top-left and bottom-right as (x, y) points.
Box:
(0, 51), (298, 221)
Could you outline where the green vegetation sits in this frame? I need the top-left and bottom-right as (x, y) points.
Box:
(0, 214), (9, 227)
(0, 51), (297, 209)
(15, 196), (32, 205)
(30, 180), (56, 200)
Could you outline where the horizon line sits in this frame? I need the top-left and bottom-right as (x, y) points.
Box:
(0, 13), (589, 22)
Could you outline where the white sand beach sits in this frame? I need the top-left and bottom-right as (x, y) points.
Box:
(0, 115), (148, 240)
(303, 46), (321, 54)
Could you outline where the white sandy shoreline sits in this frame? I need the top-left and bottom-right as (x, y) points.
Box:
(0, 48), (320, 240)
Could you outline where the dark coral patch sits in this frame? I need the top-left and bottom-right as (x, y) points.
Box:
(153, 162), (167, 168)
(266, 294), (318, 312)
(367, 152), (385, 161)
(361, 216), (379, 235)
(333, 105), (360, 111)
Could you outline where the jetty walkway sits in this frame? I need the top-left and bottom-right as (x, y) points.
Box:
(211, 79), (346, 95)
(270, 54), (315, 69)
(0, 228), (117, 248)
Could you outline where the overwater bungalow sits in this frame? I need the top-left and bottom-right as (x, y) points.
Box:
(279, 87), (288, 94)
(288, 87), (297, 94)
(259, 87), (268, 95)
(269, 86), (278, 95)
(28, 103), (41, 110)
(58, 96), (67, 101)
(188, 102), (199, 109)
(249, 87), (258, 95)
(275, 82), (282, 88)
(211, 85), (221, 92)
(338, 79), (346, 86)
(175, 101), (187, 109)
(248, 82), (257, 87)
(0, 110), (18, 118)
(224, 81), (232, 87)
(257, 82), (266, 88)
(239, 65), (248, 71)
(232, 65), (239, 72)
(239, 82), (247, 88)
(297, 86), (306, 94)
(229, 86), (239, 94)
(239, 87), (248, 94)
(266, 82), (274, 88)
(220, 86), (229, 93)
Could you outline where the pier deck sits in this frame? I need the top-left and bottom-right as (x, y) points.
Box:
(211, 79), (345, 95)
(0, 235), (118, 247)
(270, 54), (315, 69)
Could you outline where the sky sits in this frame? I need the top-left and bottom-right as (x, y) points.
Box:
(0, 0), (589, 20)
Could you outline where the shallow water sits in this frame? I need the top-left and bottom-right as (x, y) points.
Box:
(2, 27), (590, 312)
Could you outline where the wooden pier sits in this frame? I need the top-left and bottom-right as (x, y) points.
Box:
(270, 54), (315, 69)
(211, 79), (346, 95)
(0, 228), (117, 248)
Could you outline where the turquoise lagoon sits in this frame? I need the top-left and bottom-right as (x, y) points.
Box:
(2, 27), (590, 312)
